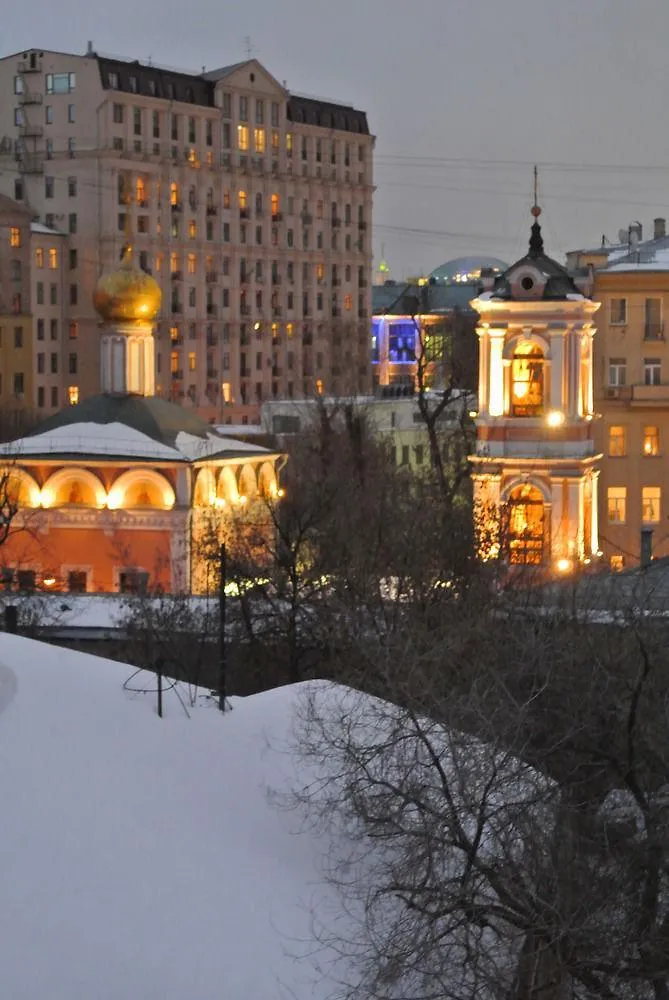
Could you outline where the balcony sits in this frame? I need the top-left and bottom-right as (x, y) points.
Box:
(272, 212), (283, 222)
(206, 205), (218, 216)
(18, 59), (42, 73)
(20, 154), (43, 174)
(171, 270), (183, 281)
(171, 369), (184, 380)
(170, 202), (182, 212)
(18, 91), (42, 105)
(630, 383), (669, 404)
(241, 304), (251, 316)
(19, 123), (43, 139)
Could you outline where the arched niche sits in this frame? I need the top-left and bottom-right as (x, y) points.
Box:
(258, 462), (277, 498)
(0, 467), (41, 507)
(41, 467), (106, 509)
(193, 468), (216, 507)
(217, 466), (239, 504)
(238, 463), (258, 501)
(107, 469), (175, 510)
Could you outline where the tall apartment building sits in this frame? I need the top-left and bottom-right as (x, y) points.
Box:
(0, 47), (374, 423)
(0, 194), (33, 421)
(568, 218), (669, 568)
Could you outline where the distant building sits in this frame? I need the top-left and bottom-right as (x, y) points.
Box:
(0, 47), (374, 424)
(568, 217), (669, 568)
(371, 255), (507, 394)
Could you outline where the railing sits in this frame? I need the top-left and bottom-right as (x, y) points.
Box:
(18, 60), (41, 73)
(272, 212), (283, 222)
(19, 124), (43, 138)
(206, 205), (218, 216)
(171, 369), (184, 379)
(19, 91), (42, 105)
(631, 383), (669, 402)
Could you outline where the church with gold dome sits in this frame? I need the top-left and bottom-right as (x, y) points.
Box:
(0, 249), (283, 594)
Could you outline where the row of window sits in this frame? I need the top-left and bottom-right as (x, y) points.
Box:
(14, 104), (76, 127)
(608, 425), (661, 456)
(116, 214), (365, 251)
(609, 358), (663, 386)
(607, 486), (662, 524)
(14, 72), (76, 96)
(36, 319), (78, 340)
(35, 352), (78, 375)
(609, 297), (664, 339)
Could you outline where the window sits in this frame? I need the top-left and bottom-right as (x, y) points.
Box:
(187, 253), (196, 275)
(37, 387), (44, 408)
(67, 570), (87, 593)
(14, 76), (24, 95)
(67, 176), (77, 198)
(37, 353), (45, 374)
(14, 327), (22, 348)
(205, 120), (213, 146)
(113, 102), (124, 123)
(607, 486), (627, 524)
(45, 176), (54, 199)
(254, 128), (265, 153)
(37, 319), (44, 340)
(286, 132), (293, 157)
(48, 247), (58, 269)
(36, 281), (44, 305)
(13, 372), (24, 395)
(188, 219), (197, 239)
(68, 213), (77, 234)
(610, 554), (624, 572)
(644, 358), (661, 386)
(608, 425), (626, 456)
(188, 351), (196, 371)
(645, 298), (663, 340)
(221, 92), (231, 117)
(643, 425), (660, 456)
(108, 72), (119, 89)
(239, 95), (248, 121)
(14, 108), (24, 127)
(129, 75), (138, 94)
(642, 486), (661, 523)
(68, 352), (77, 374)
(511, 344), (544, 416)
(69, 284), (78, 305)
(9, 227), (20, 248)
(69, 321), (78, 340)
(68, 103), (75, 123)
(46, 72), (75, 94)
(45, 105), (53, 124)
(50, 319), (58, 340)
(51, 387), (58, 407)
(50, 352), (58, 374)
(14, 179), (23, 201)
(608, 358), (626, 386)
(237, 125), (249, 151)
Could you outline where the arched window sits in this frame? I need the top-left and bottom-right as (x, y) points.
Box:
(511, 344), (544, 417)
(506, 484), (546, 565)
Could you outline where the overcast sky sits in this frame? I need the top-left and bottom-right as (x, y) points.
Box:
(6, 0), (669, 277)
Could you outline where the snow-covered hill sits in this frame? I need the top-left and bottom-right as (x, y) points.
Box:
(0, 634), (339, 999)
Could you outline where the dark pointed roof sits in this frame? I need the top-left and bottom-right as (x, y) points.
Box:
(489, 220), (583, 302)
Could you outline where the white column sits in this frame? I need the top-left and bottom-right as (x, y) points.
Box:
(591, 470), (600, 555)
(478, 329), (489, 415)
(488, 333), (505, 417)
(549, 330), (565, 412)
(585, 332), (594, 415)
(550, 478), (564, 559)
(567, 478), (584, 559)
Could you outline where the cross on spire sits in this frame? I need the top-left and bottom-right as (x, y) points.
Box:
(529, 164), (544, 257)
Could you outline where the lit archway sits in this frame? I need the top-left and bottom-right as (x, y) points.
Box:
(0, 468), (40, 508)
(41, 468), (106, 509)
(511, 343), (544, 417)
(506, 484), (546, 565)
(193, 468), (216, 507)
(107, 469), (175, 510)
(258, 462), (278, 498)
(238, 463), (258, 501)
(217, 466), (239, 504)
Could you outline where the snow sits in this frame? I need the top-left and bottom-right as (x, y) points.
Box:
(30, 221), (66, 236)
(174, 430), (271, 460)
(0, 635), (346, 999)
(3, 423), (182, 462)
(566, 292), (585, 300)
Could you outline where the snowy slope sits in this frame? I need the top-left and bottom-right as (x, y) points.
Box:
(0, 635), (342, 1000)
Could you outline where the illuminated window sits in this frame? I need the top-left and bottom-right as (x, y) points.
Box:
(607, 487), (627, 524)
(223, 189), (231, 209)
(238, 190), (248, 210)
(271, 129), (279, 152)
(608, 425), (626, 457)
(136, 176), (146, 204)
(511, 344), (544, 417)
(316, 378), (324, 394)
(155, 253), (163, 273)
(316, 263), (325, 283)
(222, 381), (232, 403)
(170, 252), (179, 274)
(170, 351), (179, 374)
(610, 554), (624, 572)
(642, 486), (661, 523)
(237, 125), (249, 151)
(169, 326), (179, 342)
(188, 219), (197, 239)
(68, 385), (79, 405)
(507, 484), (545, 565)
(344, 294), (352, 311)
(187, 253), (196, 274)
(170, 181), (179, 206)
(188, 351), (196, 372)
(48, 247), (58, 269)
(286, 132), (293, 157)
(9, 227), (20, 248)
(35, 248), (44, 268)
(643, 426), (660, 456)
(254, 128), (265, 153)
(286, 322), (294, 339)
(271, 193), (280, 217)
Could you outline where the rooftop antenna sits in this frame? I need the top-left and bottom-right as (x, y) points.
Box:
(244, 36), (253, 59)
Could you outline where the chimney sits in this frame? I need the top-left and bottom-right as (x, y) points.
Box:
(654, 217), (666, 240)
(86, 40), (94, 56)
(641, 527), (653, 568)
(629, 221), (643, 245)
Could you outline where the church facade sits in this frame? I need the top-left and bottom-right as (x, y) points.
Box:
(0, 248), (283, 594)
(469, 211), (601, 572)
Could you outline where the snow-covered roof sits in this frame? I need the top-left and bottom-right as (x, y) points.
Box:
(2, 422), (183, 462)
(30, 222), (66, 236)
(0, 634), (351, 999)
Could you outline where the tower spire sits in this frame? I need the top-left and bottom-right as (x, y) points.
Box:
(529, 164), (544, 257)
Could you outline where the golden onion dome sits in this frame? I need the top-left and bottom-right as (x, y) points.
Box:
(93, 246), (162, 324)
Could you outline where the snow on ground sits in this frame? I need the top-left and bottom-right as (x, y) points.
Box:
(0, 634), (346, 999)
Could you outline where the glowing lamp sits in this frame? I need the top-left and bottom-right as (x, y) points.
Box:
(39, 488), (54, 509)
(42, 576), (56, 587)
(237, 495), (247, 506)
(106, 489), (122, 510)
(277, 488), (285, 498)
(213, 497), (226, 509)
(468, 410), (478, 419)
(556, 558), (573, 574)
(546, 410), (565, 428)
(513, 381), (528, 399)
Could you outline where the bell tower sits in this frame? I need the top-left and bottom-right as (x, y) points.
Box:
(469, 192), (601, 573)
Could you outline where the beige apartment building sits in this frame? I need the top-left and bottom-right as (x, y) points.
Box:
(570, 219), (669, 568)
(0, 46), (374, 423)
(0, 194), (33, 425)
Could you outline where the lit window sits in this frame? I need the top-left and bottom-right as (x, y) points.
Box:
(608, 425), (626, 457)
(607, 486), (627, 524)
(48, 247), (58, 269)
(238, 190), (248, 210)
(187, 253), (196, 274)
(286, 132), (293, 157)
(286, 322), (294, 339)
(643, 426), (660, 456)
(136, 176), (146, 204)
(254, 128), (265, 154)
(188, 219), (197, 239)
(9, 227), (20, 248)
(170, 252), (179, 274)
(344, 294), (353, 311)
(188, 352), (196, 372)
(511, 344), (544, 417)
(170, 182), (179, 206)
(222, 381), (232, 403)
(170, 351), (179, 374)
(237, 125), (249, 151)
(642, 486), (661, 523)
(170, 326), (179, 342)
(610, 554), (624, 572)
(316, 379), (324, 394)
(35, 247), (44, 268)
(68, 385), (79, 406)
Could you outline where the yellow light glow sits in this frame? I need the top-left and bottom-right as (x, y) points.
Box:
(253, 322), (261, 331)
(277, 488), (285, 498)
(213, 497), (226, 508)
(468, 410), (478, 418)
(39, 488), (54, 509)
(42, 576), (56, 587)
(106, 489), (122, 510)
(546, 410), (565, 428)
(237, 495), (247, 506)
(512, 381), (529, 399)
(644, 441), (653, 454)
(556, 558), (573, 574)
